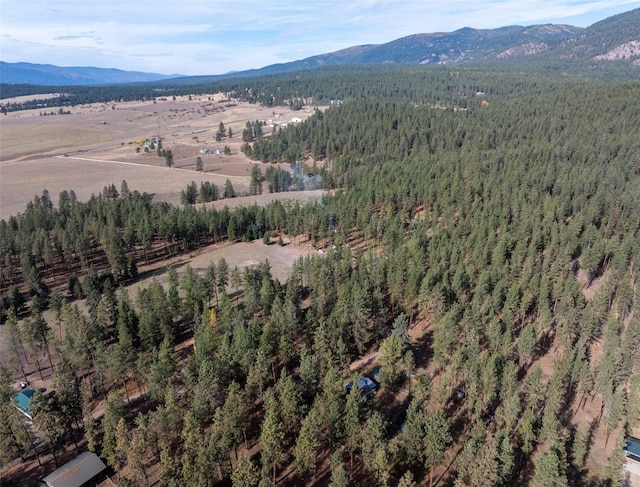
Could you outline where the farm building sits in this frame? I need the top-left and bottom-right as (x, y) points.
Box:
(13, 388), (35, 420)
(42, 451), (108, 487)
(200, 148), (212, 155)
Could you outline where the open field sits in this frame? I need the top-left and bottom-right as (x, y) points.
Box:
(131, 237), (318, 295)
(0, 94), (322, 219)
(0, 93), (67, 103)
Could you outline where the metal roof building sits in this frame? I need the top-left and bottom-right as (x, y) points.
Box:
(625, 437), (640, 463)
(42, 451), (107, 487)
(14, 388), (35, 420)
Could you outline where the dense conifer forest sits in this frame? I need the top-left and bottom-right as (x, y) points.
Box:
(1, 67), (639, 486)
(0, 65), (607, 112)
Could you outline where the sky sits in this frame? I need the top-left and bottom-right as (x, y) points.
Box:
(2, 0), (640, 76)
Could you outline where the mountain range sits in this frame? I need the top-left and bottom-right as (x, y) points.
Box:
(1, 7), (639, 86)
(0, 62), (179, 86)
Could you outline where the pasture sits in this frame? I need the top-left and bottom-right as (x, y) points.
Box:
(0, 94), (320, 219)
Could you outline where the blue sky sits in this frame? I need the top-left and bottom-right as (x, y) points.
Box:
(1, 0), (640, 76)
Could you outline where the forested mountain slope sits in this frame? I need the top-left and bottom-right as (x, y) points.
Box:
(481, 7), (640, 79)
(166, 7), (640, 84)
(1, 69), (639, 486)
(239, 24), (581, 71)
(0, 61), (180, 86)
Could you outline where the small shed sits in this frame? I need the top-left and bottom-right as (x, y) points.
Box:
(14, 388), (35, 420)
(625, 437), (640, 463)
(344, 377), (377, 397)
(42, 451), (107, 487)
(371, 367), (381, 384)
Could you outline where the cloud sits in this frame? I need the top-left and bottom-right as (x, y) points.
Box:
(53, 33), (96, 41)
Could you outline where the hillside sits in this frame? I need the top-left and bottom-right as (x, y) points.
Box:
(483, 7), (640, 78)
(172, 7), (640, 84)
(0, 61), (181, 86)
(306, 24), (580, 65)
(169, 24), (583, 84)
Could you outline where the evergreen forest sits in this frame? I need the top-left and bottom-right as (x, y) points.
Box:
(1, 66), (640, 487)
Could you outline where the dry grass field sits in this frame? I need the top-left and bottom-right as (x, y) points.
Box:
(0, 94), (322, 219)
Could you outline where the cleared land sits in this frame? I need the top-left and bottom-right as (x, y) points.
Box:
(0, 94), (322, 219)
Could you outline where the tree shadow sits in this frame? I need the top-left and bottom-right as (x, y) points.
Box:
(128, 261), (189, 286)
(411, 329), (433, 370)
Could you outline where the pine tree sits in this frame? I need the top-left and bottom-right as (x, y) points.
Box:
(260, 390), (286, 484)
(294, 406), (321, 476)
(571, 421), (592, 469)
(398, 471), (417, 487)
(216, 122), (226, 142)
(232, 453), (260, 487)
(423, 411), (451, 487)
(329, 450), (350, 487)
(250, 165), (263, 195)
(343, 376), (363, 466)
(530, 447), (568, 487)
(399, 397), (426, 468)
(100, 391), (125, 468)
(378, 333), (404, 386)
(372, 447), (390, 487)
(361, 412), (386, 476)
(225, 179), (236, 199)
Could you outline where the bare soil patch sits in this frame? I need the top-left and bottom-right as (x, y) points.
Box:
(205, 189), (325, 211)
(127, 237), (317, 298)
(575, 263), (610, 302)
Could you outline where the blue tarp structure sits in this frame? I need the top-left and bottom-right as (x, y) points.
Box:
(343, 377), (377, 396)
(14, 389), (35, 420)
